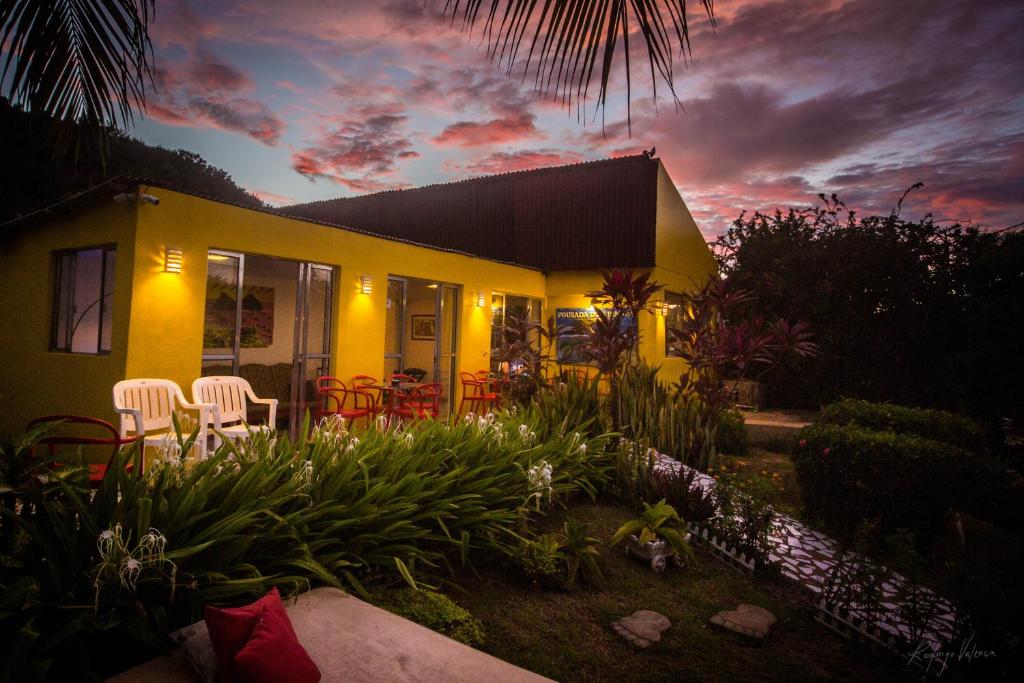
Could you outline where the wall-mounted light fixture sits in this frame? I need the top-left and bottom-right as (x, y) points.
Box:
(164, 247), (183, 274)
(359, 274), (373, 294)
(476, 292), (487, 307)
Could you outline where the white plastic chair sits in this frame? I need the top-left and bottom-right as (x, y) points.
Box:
(113, 379), (216, 458)
(191, 376), (278, 448)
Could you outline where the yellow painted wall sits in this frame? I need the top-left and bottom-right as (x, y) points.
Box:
(125, 187), (546, 409)
(653, 161), (718, 382)
(0, 202), (137, 436)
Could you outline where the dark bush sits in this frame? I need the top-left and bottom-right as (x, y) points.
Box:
(819, 399), (984, 452)
(793, 423), (971, 543)
(715, 409), (748, 456)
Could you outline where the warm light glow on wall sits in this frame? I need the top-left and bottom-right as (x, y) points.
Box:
(359, 274), (373, 294)
(164, 247), (183, 274)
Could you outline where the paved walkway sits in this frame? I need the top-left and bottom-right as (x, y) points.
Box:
(654, 454), (957, 648)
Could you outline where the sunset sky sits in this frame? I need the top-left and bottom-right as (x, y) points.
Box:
(133, 0), (1024, 238)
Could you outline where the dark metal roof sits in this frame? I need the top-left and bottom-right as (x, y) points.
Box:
(283, 155), (660, 271)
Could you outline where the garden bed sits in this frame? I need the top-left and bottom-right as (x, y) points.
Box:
(447, 503), (913, 682)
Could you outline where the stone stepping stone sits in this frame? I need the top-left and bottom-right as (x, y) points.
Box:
(611, 610), (671, 648)
(710, 604), (777, 639)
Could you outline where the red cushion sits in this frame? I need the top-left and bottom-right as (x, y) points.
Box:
(204, 587), (284, 683)
(233, 602), (321, 683)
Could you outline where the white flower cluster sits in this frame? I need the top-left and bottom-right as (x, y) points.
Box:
(94, 525), (176, 609)
(518, 423), (536, 445)
(526, 460), (554, 511)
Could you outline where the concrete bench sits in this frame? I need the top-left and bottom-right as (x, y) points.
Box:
(108, 587), (552, 683)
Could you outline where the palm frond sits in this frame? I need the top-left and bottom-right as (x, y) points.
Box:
(444, 0), (716, 130)
(1, 0), (154, 153)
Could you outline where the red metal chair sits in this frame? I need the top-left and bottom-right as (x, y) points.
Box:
(458, 372), (498, 416)
(315, 376), (372, 426)
(392, 384), (441, 421)
(389, 373), (417, 384)
(27, 415), (140, 487)
(351, 375), (384, 416)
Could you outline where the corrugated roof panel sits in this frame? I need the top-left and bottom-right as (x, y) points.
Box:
(284, 155), (659, 271)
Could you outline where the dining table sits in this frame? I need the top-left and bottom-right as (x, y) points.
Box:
(363, 382), (424, 414)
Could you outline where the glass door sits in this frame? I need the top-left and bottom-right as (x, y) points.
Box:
(201, 251), (333, 437)
(293, 263), (334, 432)
(384, 278), (406, 378)
(435, 284), (459, 418)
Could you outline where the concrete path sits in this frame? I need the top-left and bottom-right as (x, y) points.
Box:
(654, 454), (957, 648)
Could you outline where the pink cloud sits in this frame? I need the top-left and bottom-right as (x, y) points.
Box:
(433, 114), (541, 147)
(452, 149), (585, 175)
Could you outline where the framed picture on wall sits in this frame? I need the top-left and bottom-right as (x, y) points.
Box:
(411, 315), (436, 340)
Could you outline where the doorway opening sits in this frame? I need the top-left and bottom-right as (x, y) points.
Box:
(200, 251), (333, 436)
(385, 276), (459, 417)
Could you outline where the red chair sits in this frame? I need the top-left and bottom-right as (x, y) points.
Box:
(316, 376), (372, 426)
(27, 415), (140, 487)
(389, 373), (417, 384)
(392, 384), (441, 421)
(351, 375), (384, 416)
(458, 372), (498, 416)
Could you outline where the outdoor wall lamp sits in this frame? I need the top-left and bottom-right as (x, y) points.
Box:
(476, 292), (487, 307)
(360, 274), (373, 294)
(164, 247), (183, 274)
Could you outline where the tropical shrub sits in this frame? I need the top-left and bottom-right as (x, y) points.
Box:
(531, 371), (606, 441)
(507, 518), (603, 588)
(667, 275), (817, 470)
(613, 362), (691, 463)
(793, 423), (970, 543)
(371, 588), (485, 647)
(715, 409), (748, 456)
(560, 518), (603, 587)
(610, 499), (695, 565)
(0, 410), (614, 680)
(818, 399), (985, 452)
(705, 478), (778, 571)
(646, 466), (715, 524)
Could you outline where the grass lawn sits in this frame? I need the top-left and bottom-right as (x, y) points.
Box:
(449, 501), (912, 682)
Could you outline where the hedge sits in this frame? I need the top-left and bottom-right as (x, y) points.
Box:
(793, 423), (971, 543)
(818, 399), (985, 452)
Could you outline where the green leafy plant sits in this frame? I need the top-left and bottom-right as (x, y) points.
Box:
(561, 518), (603, 587)
(0, 408), (616, 680)
(610, 499), (694, 564)
(512, 533), (566, 587)
(647, 466), (716, 524)
(372, 588), (485, 648)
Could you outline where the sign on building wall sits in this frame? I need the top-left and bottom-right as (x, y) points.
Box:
(555, 307), (636, 364)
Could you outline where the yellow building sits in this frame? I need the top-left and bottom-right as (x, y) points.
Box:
(0, 155), (714, 437)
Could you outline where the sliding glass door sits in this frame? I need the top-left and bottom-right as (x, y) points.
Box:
(436, 284), (459, 417)
(201, 251), (334, 435)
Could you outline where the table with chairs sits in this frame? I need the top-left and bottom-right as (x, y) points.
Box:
(315, 374), (443, 426)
